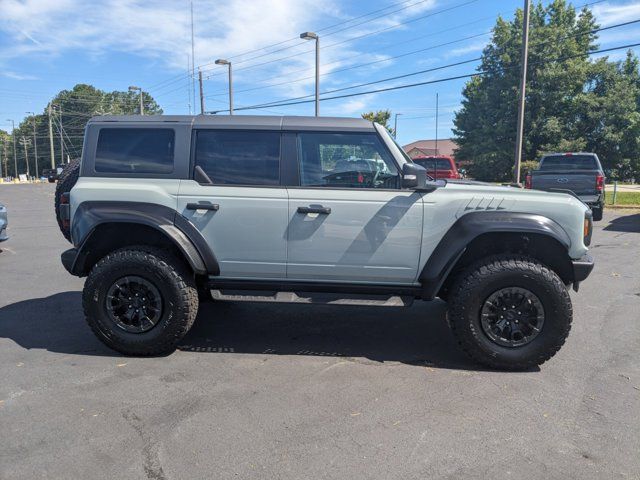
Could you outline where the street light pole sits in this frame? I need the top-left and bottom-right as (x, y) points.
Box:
(215, 59), (233, 115)
(27, 112), (39, 178)
(514, 0), (531, 185)
(7, 119), (17, 178)
(394, 113), (402, 138)
(300, 32), (319, 116)
(198, 68), (205, 114)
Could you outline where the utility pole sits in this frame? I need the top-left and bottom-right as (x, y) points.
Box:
(27, 112), (39, 178)
(514, 0), (531, 185)
(19, 136), (31, 177)
(190, 0), (196, 113)
(198, 68), (205, 114)
(2, 141), (7, 179)
(435, 92), (439, 155)
(6, 119), (17, 177)
(58, 106), (64, 165)
(48, 103), (55, 168)
(394, 113), (402, 138)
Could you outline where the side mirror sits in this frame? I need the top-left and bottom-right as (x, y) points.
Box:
(402, 162), (427, 189)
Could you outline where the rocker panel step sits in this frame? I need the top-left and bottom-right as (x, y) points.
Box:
(210, 290), (414, 307)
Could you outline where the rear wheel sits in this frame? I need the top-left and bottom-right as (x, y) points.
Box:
(447, 255), (572, 370)
(83, 247), (199, 356)
(54, 160), (80, 242)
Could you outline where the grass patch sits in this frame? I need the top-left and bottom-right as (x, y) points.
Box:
(605, 191), (640, 206)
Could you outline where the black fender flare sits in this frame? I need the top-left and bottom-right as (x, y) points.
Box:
(70, 201), (219, 276)
(419, 211), (571, 299)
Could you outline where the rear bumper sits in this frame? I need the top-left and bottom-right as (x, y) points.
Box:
(572, 253), (594, 283)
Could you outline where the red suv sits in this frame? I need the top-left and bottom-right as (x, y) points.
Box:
(412, 156), (460, 179)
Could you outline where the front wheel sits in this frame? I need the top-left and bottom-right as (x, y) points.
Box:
(83, 248), (199, 356)
(447, 255), (572, 370)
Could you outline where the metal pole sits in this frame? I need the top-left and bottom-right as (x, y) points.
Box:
(190, 0), (196, 112)
(31, 115), (39, 178)
(20, 137), (30, 177)
(513, 0), (531, 184)
(198, 69), (205, 114)
(139, 90), (144, 115)
(59, 107), (64, 165)
(314, 36), (320, 117)
(612, 181), (618, 205)
(435, 92), (439, 155)
(228, 63), (234, 115)
(394, 113), (402, 138)
(48, 103), (55, 168)
(10, 120), (17, 177)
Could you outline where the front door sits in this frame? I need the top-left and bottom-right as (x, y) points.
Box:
(178, 129), (288, 279)
(286, 131), (423, 284)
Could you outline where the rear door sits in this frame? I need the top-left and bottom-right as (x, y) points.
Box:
(177, 129), (289, 279)
(286, 131), (423, 284)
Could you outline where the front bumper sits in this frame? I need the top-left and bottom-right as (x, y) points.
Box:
(572, 253), (594, 290)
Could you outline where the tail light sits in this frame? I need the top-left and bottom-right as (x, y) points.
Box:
(60, 192), (71, 230)
(525, 174), (532, 189)
(596, 173), (604, 192)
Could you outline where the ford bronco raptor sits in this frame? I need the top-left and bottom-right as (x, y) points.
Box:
(56, 115), (594, 370)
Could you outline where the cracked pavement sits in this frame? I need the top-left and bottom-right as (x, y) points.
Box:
(1, 184), (639, 479)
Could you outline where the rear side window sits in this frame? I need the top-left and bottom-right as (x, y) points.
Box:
(540, 155), (597, 170)
(95, 128), (175, 174)
(194, 130), (280, 185)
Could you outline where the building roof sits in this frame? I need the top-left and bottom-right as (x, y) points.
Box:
(402, 138), (458, 157)
(88, 115), (376, 132)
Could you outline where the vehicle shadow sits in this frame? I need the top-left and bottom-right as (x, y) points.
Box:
(0, 292), (518, 372)
(603, 213), (640, 233)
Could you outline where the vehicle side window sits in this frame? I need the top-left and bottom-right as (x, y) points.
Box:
(194, 130), (280, 185)
(297, 132), (399, 189)
(95, 128), (175, 174)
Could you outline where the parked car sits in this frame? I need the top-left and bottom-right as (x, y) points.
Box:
(412, 155), (461, 179)
(55, 115), (594, 370)
(0, 203), (8, 242)
(43, 164), (67, 183)
(525, 152), (605, 220)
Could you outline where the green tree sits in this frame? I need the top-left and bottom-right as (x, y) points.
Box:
(362, 109), (394, 135)
(453, 0), (601, 181)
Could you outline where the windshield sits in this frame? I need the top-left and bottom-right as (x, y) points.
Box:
(413, 158), (453, 170)
(540, 155), (598, 170)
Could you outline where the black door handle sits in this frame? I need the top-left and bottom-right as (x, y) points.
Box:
(297, 206), (331, 214)
(186, 202), (219, 211)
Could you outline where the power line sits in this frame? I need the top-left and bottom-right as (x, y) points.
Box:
(209, 42), (640, 113)
(209, 17), (640, 111)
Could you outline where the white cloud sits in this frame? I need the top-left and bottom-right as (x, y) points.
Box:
(445, 40), (486, 58)
(1, 71), (39, 80)
(592, 1), (640, 27)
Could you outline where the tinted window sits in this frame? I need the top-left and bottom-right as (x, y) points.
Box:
(297, 132), (399, 189)
(540, 155), (598, 170)
(413, 158), (453, 170)
(195, 130), (280, 185)
(95, 128), (174, 174)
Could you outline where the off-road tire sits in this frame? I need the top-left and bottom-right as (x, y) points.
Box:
(447, 255), (572, 370)
(54, 159), (80, 242)
(83, 247), (199, 356)
(592, 205), (603, 221)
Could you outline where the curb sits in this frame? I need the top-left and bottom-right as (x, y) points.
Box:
(606, 205), (640, 210)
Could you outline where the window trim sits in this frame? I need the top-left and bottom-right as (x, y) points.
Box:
(190, 128), (284, 188)
(292, 130), (402, 190)
(93, 127), (177, 176)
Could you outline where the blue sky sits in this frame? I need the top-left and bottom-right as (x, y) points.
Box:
(1, 0), (639, 146)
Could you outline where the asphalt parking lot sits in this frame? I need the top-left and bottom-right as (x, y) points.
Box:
(1, 183), (639, 480)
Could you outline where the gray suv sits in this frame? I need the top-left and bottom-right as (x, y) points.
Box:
(57, 115), (594, 370)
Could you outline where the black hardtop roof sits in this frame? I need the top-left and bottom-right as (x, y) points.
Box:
(87, 114), (376, 132)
